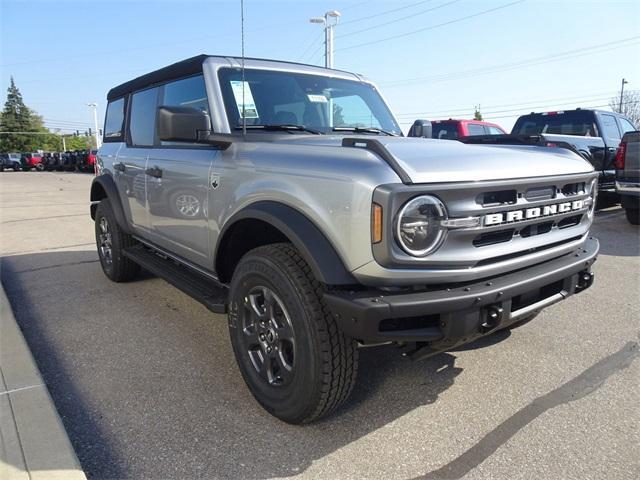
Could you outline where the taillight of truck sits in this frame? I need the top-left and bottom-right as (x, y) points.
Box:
(614, 141), (627, 169)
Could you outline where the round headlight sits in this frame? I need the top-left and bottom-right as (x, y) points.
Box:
(395, 195), (447, 256)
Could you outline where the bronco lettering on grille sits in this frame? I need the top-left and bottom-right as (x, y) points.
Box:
(484, 200), (585, 226)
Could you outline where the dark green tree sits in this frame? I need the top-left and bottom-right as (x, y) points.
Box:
(473, 105), (483, 121)
(0, 77), (52, 152)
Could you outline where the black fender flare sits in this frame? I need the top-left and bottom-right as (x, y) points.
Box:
(90, 174), (132, 234)
(216, 201), (357, 286)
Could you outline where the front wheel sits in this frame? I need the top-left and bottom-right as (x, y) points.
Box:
(94, 199), (140, 282)
(625, 208), (640, 225)
(228, 243), (358, 424)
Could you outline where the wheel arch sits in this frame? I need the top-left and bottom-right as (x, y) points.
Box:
(215, 201), (357, 286)
(90, 174), (132, 234)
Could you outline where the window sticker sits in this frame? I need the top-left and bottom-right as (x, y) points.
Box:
(307, 94), (328, 103)
(230, 80), (259, 119)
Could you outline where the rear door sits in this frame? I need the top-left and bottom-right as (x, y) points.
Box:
(115, 87), (160, 233)
(145, 74), (215, 266)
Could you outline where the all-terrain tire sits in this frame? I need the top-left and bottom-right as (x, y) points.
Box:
(94, 199), (141, 282)
(625, 208), (640, 225)
(228, 243), (358, 424)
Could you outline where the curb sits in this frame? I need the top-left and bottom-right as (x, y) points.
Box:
(0, 284), (86, 480)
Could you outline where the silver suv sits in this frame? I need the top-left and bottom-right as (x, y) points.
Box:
(91, 55), (599, 423)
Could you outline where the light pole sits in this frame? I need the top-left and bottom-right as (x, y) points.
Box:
(619, 78), (629, 113)
(309, 10), (341, 68)
(86, 103), (102, 148)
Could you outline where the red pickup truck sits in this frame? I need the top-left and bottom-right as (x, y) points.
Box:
(408, 118), (506, 139)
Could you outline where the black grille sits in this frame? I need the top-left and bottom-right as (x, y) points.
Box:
(473, 229), (514, 247)
(481, 190), (517, 206)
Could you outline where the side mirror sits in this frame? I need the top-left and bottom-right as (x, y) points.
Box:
(407, 119), (432, 138)
(157, 106), (211, 142)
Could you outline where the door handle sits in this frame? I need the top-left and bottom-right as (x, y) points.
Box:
(113, 162), (125, 172)
(146, 166), (163, 178)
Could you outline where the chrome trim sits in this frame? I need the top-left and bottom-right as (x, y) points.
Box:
(616, 180), (640, 193)
(354, 233), (591, 286)
(510, 291), (567, 321)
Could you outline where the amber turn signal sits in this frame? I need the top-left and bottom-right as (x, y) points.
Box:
(372, 203), (383, 244)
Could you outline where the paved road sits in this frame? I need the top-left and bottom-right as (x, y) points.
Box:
(1, 171), (639, 480)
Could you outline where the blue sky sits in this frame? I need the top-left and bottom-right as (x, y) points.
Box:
(1, 0), (639, 134)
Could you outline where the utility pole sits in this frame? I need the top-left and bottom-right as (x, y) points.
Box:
(86, 103), (102, 148)
(310, 10), (341, 68)
(619, 78), (629, 113)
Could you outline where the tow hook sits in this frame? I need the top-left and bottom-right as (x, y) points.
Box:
(576, 270), (594, 292)
(481, 304), (504, 333)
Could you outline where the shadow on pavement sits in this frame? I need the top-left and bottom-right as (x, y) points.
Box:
(1, 250), (463, 480)
(591, 207), (640, 257)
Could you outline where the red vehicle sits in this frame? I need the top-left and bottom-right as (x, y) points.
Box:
(20, 153), (44, 171)
(429, 119), (506, 140)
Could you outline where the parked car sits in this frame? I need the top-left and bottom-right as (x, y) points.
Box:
(510, 109), (637, 194)
(61, 151), (78, 171)
(20, 152), (44, 171)
(0, 153), (22, 171)
(615, 130), (640, 224)
(408, 118), (506, 139)
(87, 149), (98, 172)
(91, 55), (598, 424)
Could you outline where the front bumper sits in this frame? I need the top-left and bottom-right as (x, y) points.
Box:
(324, 237), (599, 353)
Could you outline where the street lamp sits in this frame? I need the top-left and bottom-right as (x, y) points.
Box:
(86, 103), (102, 149)
(309, 10), (341, 68)
(619, 78), (629, 113)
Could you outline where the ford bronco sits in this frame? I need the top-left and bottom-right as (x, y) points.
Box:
(91, 55), (599, 423)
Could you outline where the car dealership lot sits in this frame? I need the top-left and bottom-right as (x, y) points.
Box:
(1, 172), (638, 480)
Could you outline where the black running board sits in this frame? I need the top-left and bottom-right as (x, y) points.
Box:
(123, 245), (228, 313)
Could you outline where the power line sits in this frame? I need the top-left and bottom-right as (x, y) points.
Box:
(339, 0), (437, 26)
(336, 0), (526, 52)
(297, 30), (325, 62)
(382, 36), (640, 87)
(337, 0), (463, 39)
(395, 91), (638, 118)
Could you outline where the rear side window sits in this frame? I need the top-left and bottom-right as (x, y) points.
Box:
(129, 87), (159, 147)
(104, 98), (125, 141)
(432, 123), (459, 140)
(467, 124), (486, 136)
(600, 114), (621, 143)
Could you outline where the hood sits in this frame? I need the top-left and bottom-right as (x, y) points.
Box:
(273, 135), (594, 183)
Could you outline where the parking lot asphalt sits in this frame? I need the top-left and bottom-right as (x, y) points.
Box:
(0, 171), (639, 480)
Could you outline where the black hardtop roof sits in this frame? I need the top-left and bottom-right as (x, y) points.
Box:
(107, 54), (358, 101)
(522, 108), (623, 117)
(107, 54), (208, 101)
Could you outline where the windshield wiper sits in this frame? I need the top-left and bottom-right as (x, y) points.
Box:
(234, 124), (323, 135)
(332, 126), (397, 136)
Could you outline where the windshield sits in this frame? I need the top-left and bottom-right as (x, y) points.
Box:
(512, 111), (598, 136)
(218, 68), (402, 135)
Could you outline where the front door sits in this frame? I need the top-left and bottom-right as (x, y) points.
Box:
(145, 148), (215, 265)
(144, 74), (216, 266)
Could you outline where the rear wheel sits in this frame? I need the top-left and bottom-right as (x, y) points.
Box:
(625, 208), (640, 225)
(228, 243), (358, 424)
(94, 199), (140, 282)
